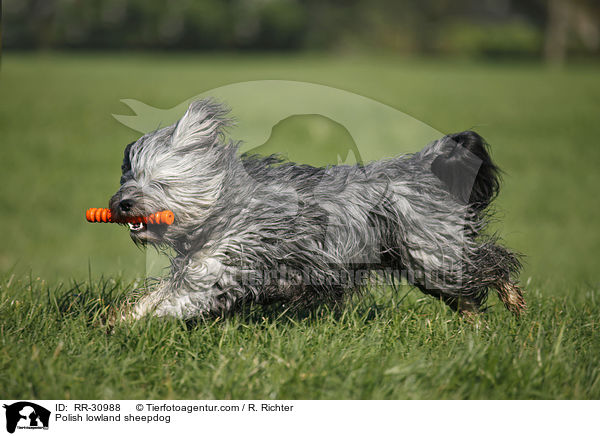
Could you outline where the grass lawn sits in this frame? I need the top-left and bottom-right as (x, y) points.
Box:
(0, 52), (599, 399)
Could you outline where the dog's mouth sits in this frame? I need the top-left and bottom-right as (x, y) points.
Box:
(109, 206), (170, 244)
(126, 220), (169, 245)
(128, 222), (146, 232)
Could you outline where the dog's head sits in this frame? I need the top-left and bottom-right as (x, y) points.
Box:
(109, 99), (231, 247)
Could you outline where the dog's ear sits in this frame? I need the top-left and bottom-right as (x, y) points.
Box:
(120, 141), (135, 184)
(171, 99), (230, 150)
(121, 141), (134, 173)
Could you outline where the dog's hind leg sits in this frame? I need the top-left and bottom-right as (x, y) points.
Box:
(432, 283), (525, 318)
(410, 275), (483, 317)
(495, 281), (526, 316)
(478, 242), (525, 316)
(443, 295), (482, 317)
(433, 291), (483, 318)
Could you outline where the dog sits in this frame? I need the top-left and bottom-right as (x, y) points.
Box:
(109, 99), (525, 320)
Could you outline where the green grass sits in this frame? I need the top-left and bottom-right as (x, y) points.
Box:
(1, 276), (598, 399)
(1, 53), (599, 399)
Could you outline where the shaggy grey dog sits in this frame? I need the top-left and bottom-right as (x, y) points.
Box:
(109, 99), (525, 320)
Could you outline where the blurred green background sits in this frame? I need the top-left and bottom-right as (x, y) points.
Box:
(4, 0), (600, 62)
(1, 0), (599, 290)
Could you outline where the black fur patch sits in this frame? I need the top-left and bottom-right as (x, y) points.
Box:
(431, 131), (500, 211)
(120, 141), (135, 185)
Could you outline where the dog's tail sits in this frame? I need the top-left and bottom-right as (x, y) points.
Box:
(427, 131), (500, 212)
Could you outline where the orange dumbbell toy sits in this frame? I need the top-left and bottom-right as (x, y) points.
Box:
(85, 208), (175, 225)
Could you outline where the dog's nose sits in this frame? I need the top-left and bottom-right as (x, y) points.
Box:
(119, 199), (133, 212)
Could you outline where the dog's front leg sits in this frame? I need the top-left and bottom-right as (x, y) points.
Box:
(120, 255), (240, 321)
(127, 282), (176, 319)
(110, 281), (179, 321)
(121, 279), (224, 320)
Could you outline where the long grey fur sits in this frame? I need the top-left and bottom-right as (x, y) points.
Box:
(109, 99), (525, 320)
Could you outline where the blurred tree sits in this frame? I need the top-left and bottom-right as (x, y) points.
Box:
(545, 0), (570, 64)
(1, 0), (598, 60)
(544, 0), (600, 65)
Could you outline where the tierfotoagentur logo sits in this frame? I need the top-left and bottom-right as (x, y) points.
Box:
(2, 402), (50, 434)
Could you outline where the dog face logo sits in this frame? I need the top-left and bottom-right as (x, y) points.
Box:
(2, 402), (50, 434)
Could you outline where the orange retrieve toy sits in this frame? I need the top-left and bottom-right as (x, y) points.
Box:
(85, 208), (175, 225)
